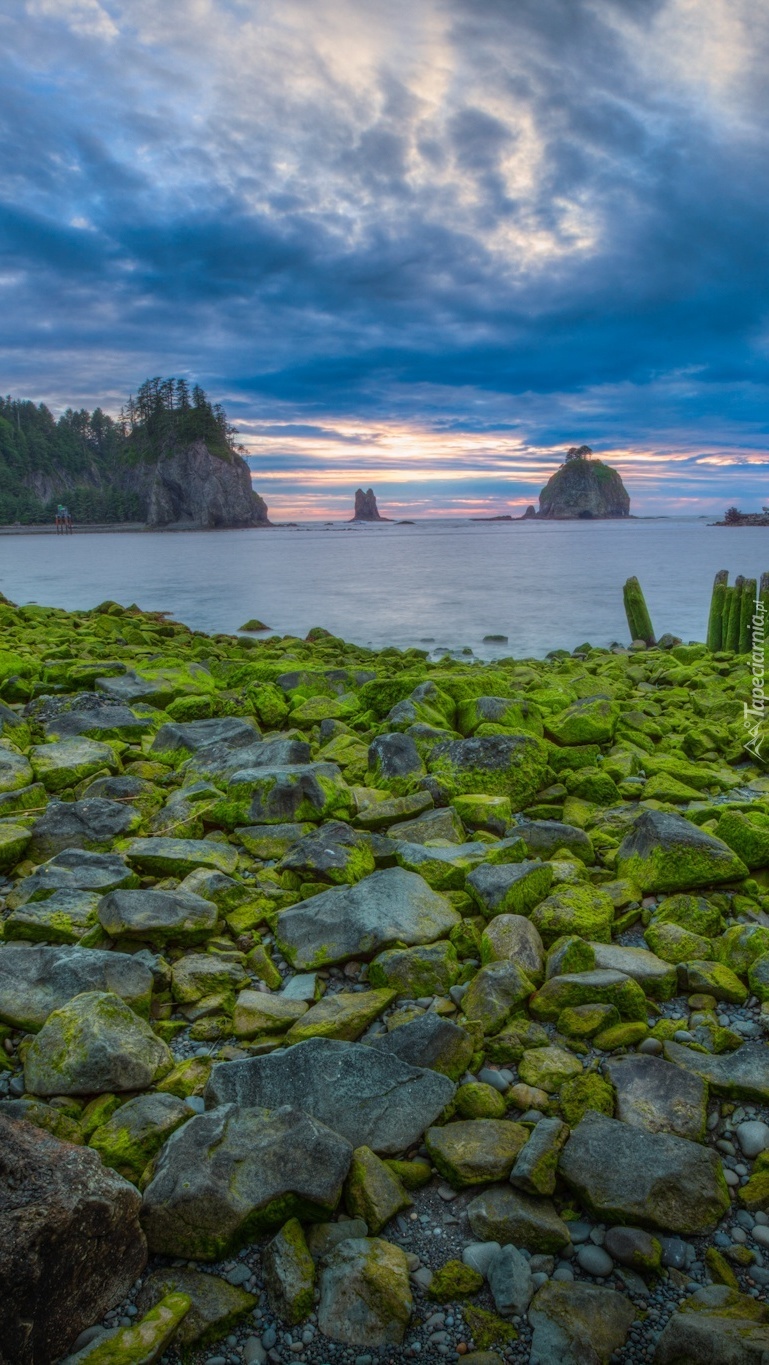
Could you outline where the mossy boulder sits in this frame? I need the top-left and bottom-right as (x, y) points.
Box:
(715, 924), (769, 975)
(121, 837), (238, 878)
(24, 991), (173, 1096)
(480, 915), (545, 984)
(643, 921), (714, 964)
(531, 970), (648, 1023)
(30, 738), (119, 793)
(317, 1237), (413, 1347)
(545, 696), (619, 746)
(368, 941), (460, 998)
(715, 809), (769, 870)
(466, 860), (553, 919)
(0, 822), (32, 871)
(518, 1045), (582, 1093)
(651, 893), (724, 939)
(428, 1258), (484, 1302)
(344, 1145), (412, 1233)
(284, 989), (396, 1043)
(89, 1091), (190, 1184)
(616, 809), (748, 894)
(559, 1072), (615, 1126)
(135, 1268), (257, 1355)
(461, 961), (536, 1034)
(262, 1217), (316, 1325)
(677, 960), (748, 1004)
(426, 734), (549, 806)
(452, 794), (512, 836)
(232, 990), (309, 1038)
(530, 884), (614, 945)
(557, 1003), (620, 1038)
(425, 1118), (529, 1188)
(455, 1082), (508, 1119)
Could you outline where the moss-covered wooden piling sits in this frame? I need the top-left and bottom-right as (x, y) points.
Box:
(706, 569), (728, 652)
(739, 578), (757, 654)
(623, 577), (655, 646)
(724, 576), (744, 654)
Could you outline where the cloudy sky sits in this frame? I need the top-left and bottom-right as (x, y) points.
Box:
(2, 0), (768, 518)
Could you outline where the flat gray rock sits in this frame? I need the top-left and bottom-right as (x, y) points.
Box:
(7, 849), (138, 909)
(367, 1011), (474, 1081)
(559, 1112), (729, 1234)
(275, 866), (460, 969)
(186, 741), (311, 782)
(29, 798), (140, 861)
(467, 1185), (571, 1253)
(591, 942), (677, 1000)
(98, 888), (218, 944)
(0, 944), (153, 1031)
(663, 1041), (769, 1103)
(204, 1037), (455, 1155)
(151, 716), (260, 754)
(604, 1054), (708, 1142)
(141, 1103), (352, 1259)
(512, 820), (594, 862)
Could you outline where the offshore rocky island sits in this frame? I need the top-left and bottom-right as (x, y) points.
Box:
(3, 597), (769, 1364)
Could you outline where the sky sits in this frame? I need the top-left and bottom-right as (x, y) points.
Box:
(1, 0), (768, 519)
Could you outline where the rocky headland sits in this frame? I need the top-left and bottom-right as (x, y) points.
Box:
(1, 599), (769, 1363)
(145, 441), (269, 529)
(538, 447), (630, 520)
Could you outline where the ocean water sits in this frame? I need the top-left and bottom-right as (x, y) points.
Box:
(1, 518), (767, 660)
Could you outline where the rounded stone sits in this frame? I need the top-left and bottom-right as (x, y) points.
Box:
(575, 1245), (613, 1277)
(735, 1121), (769, 1159)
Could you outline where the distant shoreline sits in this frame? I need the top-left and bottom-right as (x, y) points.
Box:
(0, 522), (275, 536)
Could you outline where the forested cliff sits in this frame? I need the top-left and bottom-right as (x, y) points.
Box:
(0, 379), (268, 527)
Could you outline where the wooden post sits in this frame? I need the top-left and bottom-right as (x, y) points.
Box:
(707, 569), (728, 651)
(725, 575), (744, 653)
(623, 577), (656, 646)
(740, 579), (757, 654)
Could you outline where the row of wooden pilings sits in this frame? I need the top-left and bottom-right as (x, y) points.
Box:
(622, 571), (769, 651)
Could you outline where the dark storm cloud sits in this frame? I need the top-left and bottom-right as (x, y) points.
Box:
(1, 0), (768, 510)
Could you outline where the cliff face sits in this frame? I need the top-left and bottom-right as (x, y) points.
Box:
(538, 458), (630, 519)
(146, 440), (269, 528)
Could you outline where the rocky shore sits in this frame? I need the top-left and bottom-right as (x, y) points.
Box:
(2, 598), (769, 1364)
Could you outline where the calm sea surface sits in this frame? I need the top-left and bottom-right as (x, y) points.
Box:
(1, 518), (767, 661)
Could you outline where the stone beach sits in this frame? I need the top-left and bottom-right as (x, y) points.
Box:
(2, 596), (769, 1363)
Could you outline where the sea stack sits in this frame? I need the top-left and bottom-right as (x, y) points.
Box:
(538, 445), (630, 520)
(352, 488), (386, 521)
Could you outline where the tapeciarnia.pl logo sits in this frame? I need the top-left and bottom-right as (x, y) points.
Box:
(744, 597), (766, 758)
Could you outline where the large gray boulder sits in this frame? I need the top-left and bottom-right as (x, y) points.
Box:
(427, 734), (548, 807)
(0, 1113), (147, 1365)
(28, 798), (141, 861)
(185, 738), (311, 781)
(514, 820), (594, 862)
(24, 991), (172, 1096)
(663, 1040), (769, 1103)
(204, 1038), (455, 1155)
(467, 1185), (571, 1253)
(97, 888), (218, 945)
(225, 762), (353, 825)
(558, 1111), (729, 1234)
(604, 1054), (707, 1142)
(366, 1012), (474, 1081)
(0, 944), (153, 1031)
(6, 848), (138, 909)
(616, 808), (748, 893)
(653, 1285), (769, 1363)
(150, 716), (260, 754)
(274, 867), (459, 968)
(466, 861), (553, 918)
(528, 1280), (636, 1365)
(141, 1104), (351, 1259)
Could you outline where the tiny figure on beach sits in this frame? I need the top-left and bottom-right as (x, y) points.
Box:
(55, 505), (73, 534)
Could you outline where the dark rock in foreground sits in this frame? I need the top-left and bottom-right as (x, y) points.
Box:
(0, 1114), (147, 1365)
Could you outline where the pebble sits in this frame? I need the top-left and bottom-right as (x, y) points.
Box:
(568, 1222), (593, 1244)
(226, 1264), (252, 1285)
(576, 1245), (614, 1277)
(753, 1227), (769, 1250)
(736, 1120), (769, 1159)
